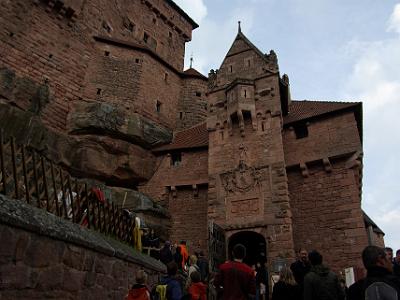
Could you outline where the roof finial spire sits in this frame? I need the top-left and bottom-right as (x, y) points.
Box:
(190, 52), (194, 68)
(238, 21), (242, 33)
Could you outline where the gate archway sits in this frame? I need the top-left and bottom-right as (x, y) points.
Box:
(228, 231), (267, 266)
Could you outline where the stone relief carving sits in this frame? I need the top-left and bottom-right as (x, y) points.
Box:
(220, 143), (261, 194)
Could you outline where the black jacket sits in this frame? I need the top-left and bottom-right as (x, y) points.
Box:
(348, 266), (400, 300)
(291, 260), (311, 286)
(272, 281), (302, 300)
(303, 264), (345, 300)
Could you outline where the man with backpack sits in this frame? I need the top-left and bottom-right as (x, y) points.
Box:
(154, 261), (183, 300)
(348, 246), (400, 300)
(303, 250), (345, 300)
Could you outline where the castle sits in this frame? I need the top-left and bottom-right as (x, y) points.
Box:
(0, 0), (384, 276)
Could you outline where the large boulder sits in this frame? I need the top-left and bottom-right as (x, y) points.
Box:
(67, 102), (173, 148)
(0, 102), (156, 186)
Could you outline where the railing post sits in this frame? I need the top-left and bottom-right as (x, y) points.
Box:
(21, 146), (30, 203)
(67, 175), (75, 222)
(85, 183), (90, 229)
(10, 137), (19, 199)
(41, 156), (50, 211)
(32, 151), (40, 208)
(50, 161), (59, 216)
(0, 129), (7, 195)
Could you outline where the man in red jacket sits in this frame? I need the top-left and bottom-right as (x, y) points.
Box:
(214, 244), (256, 300)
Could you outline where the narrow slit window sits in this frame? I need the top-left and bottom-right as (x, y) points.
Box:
(294, 123), (309, 139)
(143, 32), (149, 43)
(244, 90), (247, 98)
(171, 152), (182, 167)
(156, 100), (162, 113)
(230, 65), (233, 73)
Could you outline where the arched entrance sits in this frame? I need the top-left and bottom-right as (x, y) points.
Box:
(228, 231), (267, 266)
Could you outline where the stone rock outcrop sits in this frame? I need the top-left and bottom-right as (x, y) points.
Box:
(0, 102), (156, 187)
(0, 67), (50, 114)
(68, 102), (173, 149)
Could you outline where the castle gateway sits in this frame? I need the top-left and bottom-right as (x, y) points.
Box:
(0, 0), (384, 275)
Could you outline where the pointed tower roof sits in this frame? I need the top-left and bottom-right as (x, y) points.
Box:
(224, 27), (276, 66)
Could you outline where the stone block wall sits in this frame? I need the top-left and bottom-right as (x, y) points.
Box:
(177, 77), (208, 130)
(283, 111), (361, 167)
(288, 159), (368, 272)
(0, 194), (165, 300)
(167, 187), (208, 254)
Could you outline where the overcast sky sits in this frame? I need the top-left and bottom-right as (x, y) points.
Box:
(175, 0), (400, 252)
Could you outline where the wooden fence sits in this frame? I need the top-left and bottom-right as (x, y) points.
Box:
(0, 129), (135, 245)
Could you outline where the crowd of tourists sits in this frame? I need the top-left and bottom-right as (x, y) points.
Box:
(125, 242), (400, 300)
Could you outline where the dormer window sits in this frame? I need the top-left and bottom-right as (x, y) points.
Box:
(294, 123), (309, 139)
(171, 152), (182, 167)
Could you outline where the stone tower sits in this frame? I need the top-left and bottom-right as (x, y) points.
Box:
(207, 27), (295, 265)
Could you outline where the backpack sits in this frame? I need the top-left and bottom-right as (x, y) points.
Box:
(365, 282), (398, 300)
(126, 287), (151, 300)
(152, 284), (167, 300)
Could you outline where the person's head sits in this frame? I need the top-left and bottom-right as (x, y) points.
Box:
(180, 240), (187, 246)
(279, 266), (297, 285)
(135, 269), (148, 285)
(385, 247), (393, 261)
(190, 271), (201, 283)
(396, 249), (400, 262)
(190, 255), (198, 266)
(176, 246), (181, 254)
(298, 248), (308, 263)
(363, 246), (393, 272)
(167, 261), (178, 276)
(199, 251), (205, 258)
(308, 250), (323, 266)
(164, 241), (171, 249)
(232, 244), (246, 260)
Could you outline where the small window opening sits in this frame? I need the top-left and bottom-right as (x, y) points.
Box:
(164, 72), (169, 81)
(143, 32), (149, 43)
(220, 131), (224, 140)
(195, 91), (201, 97)
(156, 100), (162, 113)
(97, 88), (102, 95)
(248, 60), (251, 67)
(179, 112), (183, 120)
(9, 32), (14, 37)
(261, 122), (265, 131)
(128, 22), (135, 32)
(153, 18), (157, 24)
(135, 58), (140, 63)
(104, 51), (110, 56)
(244, 90), (247, 98)
(230, 65), (233, 73)
(169, 31), (173, 38)
(294, 123), (309, 139)
(49, 54), (53, 59)
(171, 152), (182, 167)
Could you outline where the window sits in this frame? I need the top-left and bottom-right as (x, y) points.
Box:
(244, 90), (247, 98)
(143, 32), (149, 43)
(179, 112), (183, 120)
(153, 18), (157, 24)
(164, 72), (169, 82)
(156, 100), (162, 113)
(230, 65), (233, 73)
(104, 51), (110, 56)
(195, 91), (201, 97)
(294, 123), (309, 139)
(171, 152), (182, 167)
(248, 60), (251, 67)
(96, 88), (102, 95)
(169, 31), (173, 38)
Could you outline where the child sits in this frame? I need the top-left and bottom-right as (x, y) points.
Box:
(188, 271), (206, 300)
(125, 269), (151, 300)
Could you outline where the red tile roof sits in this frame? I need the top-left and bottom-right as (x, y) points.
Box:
(182, 68), (208, 80)
(153, 123), (208, 152)
(284, 100), (360, 125)
(153, 100), (361, 151)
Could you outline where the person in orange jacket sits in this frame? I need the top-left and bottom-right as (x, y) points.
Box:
(179, 240), (189, 269)
(125, 270), (151, 300)
(188, 271), (207, 300)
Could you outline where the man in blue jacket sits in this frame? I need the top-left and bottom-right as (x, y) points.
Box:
(160, 262), (183, 300)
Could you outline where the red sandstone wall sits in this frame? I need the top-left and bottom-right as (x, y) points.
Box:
(168, 187), (208, 254)
(139, 149), (208, 204)
(177, 77), (208, 130)
(0, 223), (161, 300)
(0, 0), (193, 132)
(288, 159), (368, 272)
(283, 112), (361, 166)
